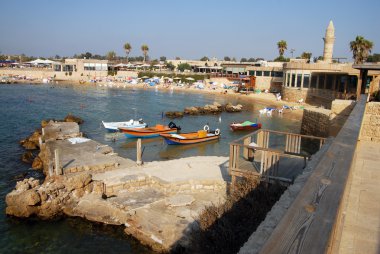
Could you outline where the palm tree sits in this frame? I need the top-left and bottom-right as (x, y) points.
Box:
(106, 51), (116, 61)
(301, 52), (312, 62)
(277, 40), (287, 57)
(141, 44), (149, 63)
(350, 36), (374, 64)
(123, 43), (132, 62)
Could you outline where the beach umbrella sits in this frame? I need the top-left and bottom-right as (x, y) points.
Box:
(173, 77), (181, 80)
(141, 76), (149, 79)
(186, 77), (195, 81)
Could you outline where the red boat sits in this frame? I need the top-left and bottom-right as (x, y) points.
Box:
(230, 121), (262, 131)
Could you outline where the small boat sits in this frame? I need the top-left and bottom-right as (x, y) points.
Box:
(102, 119), (147, 132)
(160, 125), (220, 145)
(119, 122), (180, 138)
(230, 121), (262, 131)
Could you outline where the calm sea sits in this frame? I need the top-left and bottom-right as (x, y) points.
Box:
(0, 84), (301, 253)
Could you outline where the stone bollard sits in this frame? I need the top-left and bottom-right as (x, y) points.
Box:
(136, 138), (143, 166)
(54, 149), (63, 175)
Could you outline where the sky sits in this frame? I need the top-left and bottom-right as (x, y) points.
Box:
(0, 0), (379, 61)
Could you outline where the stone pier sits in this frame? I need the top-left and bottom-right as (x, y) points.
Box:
(6, 121), (229, 252)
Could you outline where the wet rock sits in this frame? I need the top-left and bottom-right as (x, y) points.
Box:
(184, 107), (199, 115)
(165, 111), (184, 119)
(203, 104), (222, 114)
(32, 156), (43, 170)
(6, 189), (41, 207)
(22, 140), (38, 150)
(64, 114), (84, 124)
(28, 130), (41, 145)
(21, 151), (34, 164)
(225, 103), (243, 112)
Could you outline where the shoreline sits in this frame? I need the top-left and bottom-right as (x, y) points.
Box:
(5, 79), (305, 120)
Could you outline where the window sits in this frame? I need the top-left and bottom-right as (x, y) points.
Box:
(264, 71), (270, 77)
(325, 75), (334, 90)
(303, 74), (310, 88)
(54, 65), (62, 72)
(63, 65), (74, 72)
(286, 73), (290, 87)
(256, 71), (262, 76)
(249, 71), (255, 76)
(274, 71), (283, 77)
(318, 75), (325, 89)
(296, 74), (302, 87)
(291, 74), (296, 87)
(310, 75), (317, 88)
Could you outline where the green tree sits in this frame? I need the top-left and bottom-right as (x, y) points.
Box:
(277, 40), (287, 57)
(273, 56), (289, 62)
(232, 57), (236, 62)
(123, 42), (132, 62)
(248, 58), (256, 62)
(350, 36), (374, 64)
(200, 56), (209, 61)
(224, 56), (231, 61)
(301, 52), (312, 62)
(367, 53), (380, 62)
(166, 62), (175, 71)
(160, 56), (166, 62)
(177, 63), (192, 72)
(141, 44), (149, 63)
(106, 51), (116, 61)
(175, 56), (181, 60)
(240, 58), (248, 62)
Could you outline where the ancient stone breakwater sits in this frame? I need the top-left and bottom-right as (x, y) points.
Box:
(165, 102), (243, 118)
(6, 120), (229, 252)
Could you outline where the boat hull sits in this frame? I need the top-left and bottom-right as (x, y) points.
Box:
(230, 123), (262, 131)
(120, 127), (178, 138)
(160, 132), (220, 145)
(102, 121), (147, 132)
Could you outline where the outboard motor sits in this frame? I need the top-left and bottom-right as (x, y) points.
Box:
(168, 121), (181, 130)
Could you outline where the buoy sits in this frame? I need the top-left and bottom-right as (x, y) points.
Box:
(215, 129), (220, 135)
(203, 125), (210, 131)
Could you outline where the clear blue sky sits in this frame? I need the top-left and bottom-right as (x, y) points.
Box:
(1, 0), (379, 61)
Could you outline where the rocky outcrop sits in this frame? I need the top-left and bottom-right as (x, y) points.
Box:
(21, 151), (35, 164)
(64, 114), (84, 125)
(169, 102), (242, 118)
(165, 111), (184, 118)
(225, 103), (243, 112)
(6, 172), (94, 219)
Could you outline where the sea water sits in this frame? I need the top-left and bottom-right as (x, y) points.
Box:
(0, 84), (300, 253)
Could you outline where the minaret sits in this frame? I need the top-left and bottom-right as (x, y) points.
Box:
(323, 21), (335, 63)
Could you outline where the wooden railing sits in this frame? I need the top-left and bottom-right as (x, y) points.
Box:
(229, 129), (326, 185)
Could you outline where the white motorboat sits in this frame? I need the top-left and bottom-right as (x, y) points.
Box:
(102, 119), (147, 132)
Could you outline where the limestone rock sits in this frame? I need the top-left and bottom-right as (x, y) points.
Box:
(165, 194), (195, 207)
(15, 180), (31, 192)
(64, 114), (84, 124)
(165, 111), (184, 119)
(6, 189), (41, 207)
(184, 107), (199, 115)
(28, 130), (41, 145)
(64, 172), (92, 191)
(32, 156), (43, 170)
(225, 103), (243, 112)
(21, 151), (34, 164)
(22, 140), (38, 150)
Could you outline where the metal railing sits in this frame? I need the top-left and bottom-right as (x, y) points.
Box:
(229, 129), (326, 185)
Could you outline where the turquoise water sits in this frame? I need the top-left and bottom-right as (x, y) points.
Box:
(0, 84), (301, 253)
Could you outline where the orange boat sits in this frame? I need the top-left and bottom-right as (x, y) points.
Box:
(160, 128), (220, 145)
(119, 122), (180, 138)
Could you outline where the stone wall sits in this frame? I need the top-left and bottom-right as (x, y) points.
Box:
(360, 101), (380, 142)
(282, 87), (334, 109)
(300, 99), (356, 138)
(300, 108), (331, 137)
(0, 69), (138, 82)
(330, 100), (356, 136)
(255, 76), (282, 91)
